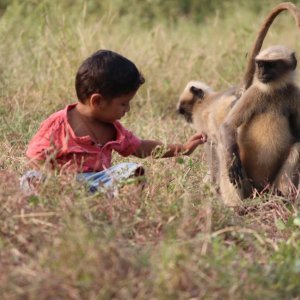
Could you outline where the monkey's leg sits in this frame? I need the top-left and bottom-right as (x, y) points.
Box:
(205, 141), (219, 185)
(273, 142), (300, 198)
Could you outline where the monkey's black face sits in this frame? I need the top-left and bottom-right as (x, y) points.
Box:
(177, 102), (193, 123)
(256, 59), (291, 83)
(177, 85), (205, 123)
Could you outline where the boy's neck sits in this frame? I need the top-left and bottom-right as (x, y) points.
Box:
(75, 102), (104, 124)
(68, 102), (117, 145)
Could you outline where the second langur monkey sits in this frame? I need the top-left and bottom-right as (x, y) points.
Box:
(221, 45), (300, 201)
(178, 82), (250, 206)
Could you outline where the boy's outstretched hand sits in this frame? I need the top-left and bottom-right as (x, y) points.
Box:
(182, 132), (207, 155)
(133, 132), (207, 158)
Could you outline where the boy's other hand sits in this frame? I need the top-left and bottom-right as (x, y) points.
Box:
(182, 132), (207, 155)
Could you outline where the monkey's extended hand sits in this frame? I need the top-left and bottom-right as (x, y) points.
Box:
(228, 152), (244, 188)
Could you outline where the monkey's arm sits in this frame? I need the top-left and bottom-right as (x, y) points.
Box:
(220, 122), (243, 187)
(132, 133), (207, 158)
(220, 93), (258, 186)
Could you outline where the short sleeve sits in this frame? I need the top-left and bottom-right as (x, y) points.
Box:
(26, 116), (64, 161)
(114, 122), (141, 157)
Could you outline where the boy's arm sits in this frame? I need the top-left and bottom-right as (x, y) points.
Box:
(132, 133), (207, 158)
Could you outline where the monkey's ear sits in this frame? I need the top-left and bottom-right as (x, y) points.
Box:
(291, 53), (297, 70)
(190, 86), (204, 98)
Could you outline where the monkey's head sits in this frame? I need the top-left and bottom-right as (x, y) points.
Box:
(255, 45), (297, 85)
(177, 81), (213, 123)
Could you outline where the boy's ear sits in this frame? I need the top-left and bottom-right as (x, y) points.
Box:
(90, 93), (105, 108)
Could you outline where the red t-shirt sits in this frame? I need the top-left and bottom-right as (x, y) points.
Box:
(26, 103), (141, 172)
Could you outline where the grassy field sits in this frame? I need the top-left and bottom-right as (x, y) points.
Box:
(1, 0), (300, 299)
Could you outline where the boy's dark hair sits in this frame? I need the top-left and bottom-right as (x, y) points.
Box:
(75, 50), (145, 102)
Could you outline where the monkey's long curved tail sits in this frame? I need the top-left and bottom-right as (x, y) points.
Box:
(242, 2), (300, 91)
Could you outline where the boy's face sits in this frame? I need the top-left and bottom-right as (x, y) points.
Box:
(95, 91), (136, 123)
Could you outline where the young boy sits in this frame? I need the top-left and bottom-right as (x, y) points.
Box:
(21, 50), (206, 194)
